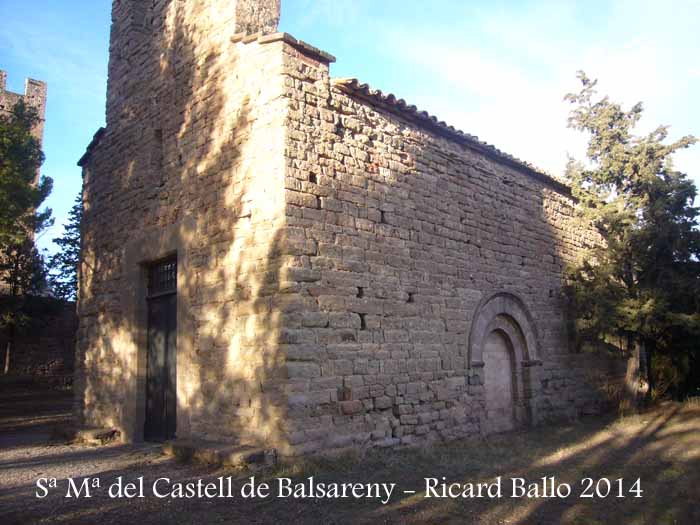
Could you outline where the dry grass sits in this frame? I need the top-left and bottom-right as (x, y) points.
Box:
(253, 402), (700, 524)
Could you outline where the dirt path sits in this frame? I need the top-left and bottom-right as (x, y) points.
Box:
(1, 388), (698, 524)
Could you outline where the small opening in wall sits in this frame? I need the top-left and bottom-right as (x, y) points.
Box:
(380, 210), (386, 223)
(316, 195), (322, 209)
(152, 129), (164, 173)
(407, 292), (414, 303)
(359, 313), (367, 330)
(549, 289), (554, 297)
(309, 173), (317, 184)
(357, 287), (364, 298)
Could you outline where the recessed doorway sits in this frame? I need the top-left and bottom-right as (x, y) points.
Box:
(144, 257), (177, 442)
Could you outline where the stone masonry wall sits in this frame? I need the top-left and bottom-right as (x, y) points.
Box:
(277, 42), (628, 454)
(0, 297), (77, 387)
(78, 0), (629, 454)
(77, 1), (290, 445)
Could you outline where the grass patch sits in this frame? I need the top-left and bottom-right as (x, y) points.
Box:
(244, 403), (699, 524)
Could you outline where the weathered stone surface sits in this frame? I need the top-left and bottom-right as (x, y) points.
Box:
(76, 0), (632, 457)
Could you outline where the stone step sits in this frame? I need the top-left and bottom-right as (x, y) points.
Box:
(52, 425), (121, 445)
(163, 439), (276, 468)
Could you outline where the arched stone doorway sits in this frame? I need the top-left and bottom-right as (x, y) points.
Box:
(468, 293), (542, 434)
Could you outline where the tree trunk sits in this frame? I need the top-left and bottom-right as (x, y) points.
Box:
(644, 339), (656, 402)
(3, 340), (10, 375)
(3, 324), (15, 375)
(623, 340), (642, 405)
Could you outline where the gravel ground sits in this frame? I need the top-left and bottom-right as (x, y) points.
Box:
(0, 387), (234, 524)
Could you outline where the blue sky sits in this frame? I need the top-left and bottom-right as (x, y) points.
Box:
(1, 0), (698, 254)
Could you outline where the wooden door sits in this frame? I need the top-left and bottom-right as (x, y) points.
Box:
(144, 258), (177, 441)
(483, 330), (516, 433)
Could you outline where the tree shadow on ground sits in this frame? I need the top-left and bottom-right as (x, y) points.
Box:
(0, 399), (697, 524)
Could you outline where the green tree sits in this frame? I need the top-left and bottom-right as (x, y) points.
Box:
(0, 100), (53, 374)
(564, 72), (700, 400)
(0, 239), (47, 373)
(48, 194), (82, 301)
(0, 101), (53, 243)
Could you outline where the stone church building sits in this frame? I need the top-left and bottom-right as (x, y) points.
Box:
(76, 0), (628, 455)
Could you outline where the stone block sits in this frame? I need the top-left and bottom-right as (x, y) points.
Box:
(339, 400), (363, 415)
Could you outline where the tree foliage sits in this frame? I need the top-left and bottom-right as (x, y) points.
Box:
(48, 194), (82, 301)
(0, 100), (53, 373)
(0, 239), (48, 371)
(564, 72), (700, 400)
(0, 101), (53, 245)
(0, 239), (46, 297)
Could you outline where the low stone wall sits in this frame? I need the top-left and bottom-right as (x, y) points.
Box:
(0, 296), (77, 387)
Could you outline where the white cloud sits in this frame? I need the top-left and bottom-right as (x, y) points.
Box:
(369, 1), (699, 187)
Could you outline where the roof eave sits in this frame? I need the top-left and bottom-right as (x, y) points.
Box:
(332, 78), (572, 196)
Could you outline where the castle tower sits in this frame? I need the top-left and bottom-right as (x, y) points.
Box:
(0, 70), (47, 182)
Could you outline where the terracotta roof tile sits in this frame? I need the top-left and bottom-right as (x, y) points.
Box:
(332, 77), (571, 195)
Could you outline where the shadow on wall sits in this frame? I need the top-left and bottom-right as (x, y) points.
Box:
(532, 183), (636, 419)
(162, 1), (288, 449)
(78, 1), (287, 448)
(75, 0), (636, 452)
(308, 79), (634, 442)
(537, 188), (640, 416)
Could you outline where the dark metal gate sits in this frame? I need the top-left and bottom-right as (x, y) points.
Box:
(144, 258), (177, 442)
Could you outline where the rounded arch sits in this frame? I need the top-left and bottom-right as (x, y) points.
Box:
(467, 292), (540, 368)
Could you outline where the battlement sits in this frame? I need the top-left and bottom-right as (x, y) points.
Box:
(0, 69), (47, 120)
(0, 70), (47, 186)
